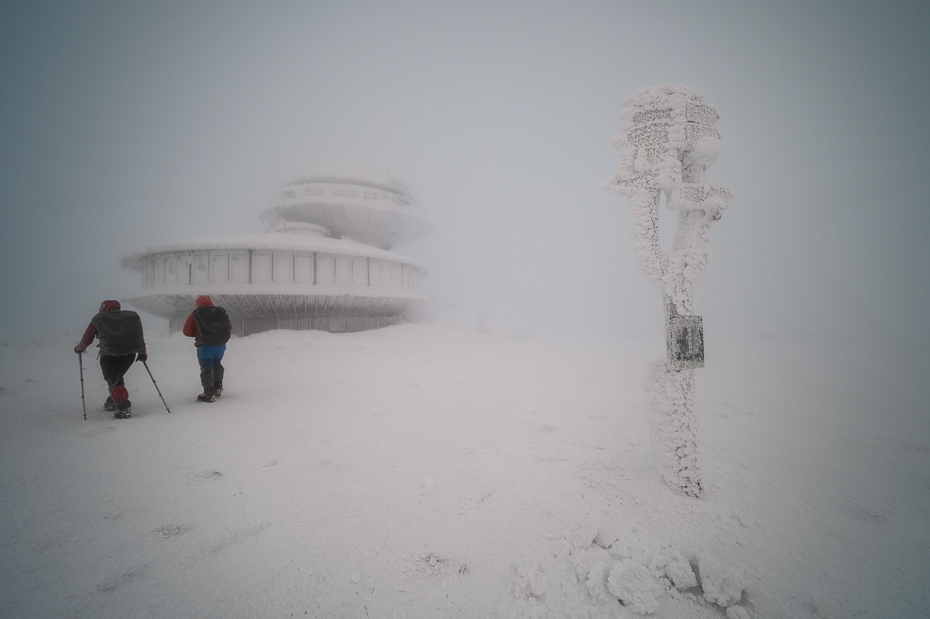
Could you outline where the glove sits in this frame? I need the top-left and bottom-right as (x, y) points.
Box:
(74, 345), (86, 354)
(136, 352), (148, 363)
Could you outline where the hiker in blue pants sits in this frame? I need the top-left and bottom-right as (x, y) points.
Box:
(182, 295), (232, 403)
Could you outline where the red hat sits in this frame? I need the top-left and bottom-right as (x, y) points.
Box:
(99, 300), (121, 312)
(195, 295), (214, 308)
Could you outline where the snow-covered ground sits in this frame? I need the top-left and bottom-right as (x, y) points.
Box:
(1, 321), (927, 618)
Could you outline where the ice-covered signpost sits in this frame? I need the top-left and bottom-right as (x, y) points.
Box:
(606, 84), (734, 498)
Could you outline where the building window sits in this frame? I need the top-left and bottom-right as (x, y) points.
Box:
(144, 259), (155, 287)
(403, 266), (419, 289)
(155, 257), (166, 285)
(192, 254), (209, 284)
(230, 253), (249, 283)
(178, 256), (194, 284)
(369, 261), (382, 287)
(352, 258), (367, 286)
(165, 255), (177, 283)
(317, 255), (335, 284)
(335, 257), (351, 285)
(295, 254), (314, 283)
(211, 253), (229, 283)
(252, 253), (272, 283)
(274, 254), (294, 283)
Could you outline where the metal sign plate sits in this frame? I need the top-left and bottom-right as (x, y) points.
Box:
(667, 315), (704, 369)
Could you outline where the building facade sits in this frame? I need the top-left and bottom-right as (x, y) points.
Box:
(121, 165), (431, 335)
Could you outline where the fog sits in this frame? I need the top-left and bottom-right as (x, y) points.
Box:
(2, 0), (928, 344)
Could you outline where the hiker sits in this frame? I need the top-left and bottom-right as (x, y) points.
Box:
(73, 300), (147, 418)
(182, 295), (232, 402)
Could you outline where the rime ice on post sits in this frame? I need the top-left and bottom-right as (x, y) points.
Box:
(606, 84), (734, 497)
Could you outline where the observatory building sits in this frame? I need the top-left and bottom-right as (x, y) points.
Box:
(121, 164), (431, 335)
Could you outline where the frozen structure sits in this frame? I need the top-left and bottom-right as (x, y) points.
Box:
(606, 84), (734, 497)
(122, 163), (431, 335)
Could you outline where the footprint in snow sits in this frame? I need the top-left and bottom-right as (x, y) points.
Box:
(96, 563), (147, 593)
(151, 524), (193, 540)
(188, 470), (222, 482)
(853, 506), (887, 523)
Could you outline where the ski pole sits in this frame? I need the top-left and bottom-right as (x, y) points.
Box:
(77, 352), (87, 420)
(142, 360), (171, 414)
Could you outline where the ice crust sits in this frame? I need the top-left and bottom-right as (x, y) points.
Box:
(606, 84), (734, 497)
(510, 525), (750, 617)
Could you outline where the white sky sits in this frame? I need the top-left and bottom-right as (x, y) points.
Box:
(1, 0), (928, 343)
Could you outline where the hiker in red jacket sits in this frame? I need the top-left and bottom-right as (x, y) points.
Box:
(183, 295), (232, 402)
(74, 300), (147, 418)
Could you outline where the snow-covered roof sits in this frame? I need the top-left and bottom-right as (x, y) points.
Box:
(120, 233), (428, 273)
(282, 176), (410, 198)
(259, 201), (432, 250)
(283, 158), (413, 198)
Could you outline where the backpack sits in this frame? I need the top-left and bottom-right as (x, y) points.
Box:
(91, 310), (145, 356)
(193, 306), (232, 346)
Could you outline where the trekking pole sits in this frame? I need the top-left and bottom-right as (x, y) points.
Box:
(142, 360), (171, 414)
(77, 352), (87, 420)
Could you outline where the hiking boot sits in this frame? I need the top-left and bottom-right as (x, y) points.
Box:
(115, 400), (131, 418)
(213, 387), (223, 399)
(198, 371), (216, 402)
(104, 396), (117, 412)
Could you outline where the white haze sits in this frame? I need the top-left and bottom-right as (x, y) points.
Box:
(1, 2), (929, 617)
(0, 0), (928, 344)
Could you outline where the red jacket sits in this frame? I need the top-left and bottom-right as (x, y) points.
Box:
(75, 300), (147, 356)
(183, 295), (231, 346)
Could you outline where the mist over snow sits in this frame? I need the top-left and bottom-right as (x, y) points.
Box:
(1, 1), (929, 617)
(1, 0), (928, 343)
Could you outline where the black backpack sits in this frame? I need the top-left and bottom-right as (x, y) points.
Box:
(193, 306), (231, 346)
(91, 310), (145, 356)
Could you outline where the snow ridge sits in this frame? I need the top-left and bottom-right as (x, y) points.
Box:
(508, 525), (751, 617)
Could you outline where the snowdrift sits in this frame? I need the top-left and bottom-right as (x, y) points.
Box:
(1, 324), (927, 617)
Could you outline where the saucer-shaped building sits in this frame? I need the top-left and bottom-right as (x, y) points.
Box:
(122, 165), (431, 335)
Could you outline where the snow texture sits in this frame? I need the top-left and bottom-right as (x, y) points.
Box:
(697, 553), (747, 607)
(725, 605), (752, 619)
(1, 323), (928, 618)
(607, 560), (663, 613)
(606, 84), (734, 497)
(644, 361), (702, 497)
(510, 524), (749, 617)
